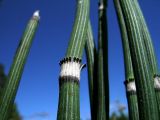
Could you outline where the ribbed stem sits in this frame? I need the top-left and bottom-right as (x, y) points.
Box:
(0, 11), (39, 120)
(114, 0), (134, 80)
(114, 0), (139, 120)
(57, 0), (89, 119)
(126, 92), (139, 120)
(155, 89), (160, 115)
(119, 0), (159, 119)
(57, 82), (80, 120)
(132, 0), (160, 116)
(97, 0), (108, 119)
(66, 0), (90, 58)
(85, 20), (97, 119)
(132, 0), (158, 76)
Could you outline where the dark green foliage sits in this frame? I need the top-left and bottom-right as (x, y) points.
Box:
(9, 104), (22, 120)
(119, 0), (159, 119)
(0, 64), (6, 96)
(110, 107), (128, 120)
(0, 12), (39, 120)
(0, 64), (21, 120)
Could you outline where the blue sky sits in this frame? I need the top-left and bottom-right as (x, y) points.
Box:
(0, 0), (160, 120)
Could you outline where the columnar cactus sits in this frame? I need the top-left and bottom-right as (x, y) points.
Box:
(0, 11), (40, 120)
(114, 0), (139, 120)
(85, 20), (97, 119)
(57, 0), (89, 119)
(132, 0), (160, 115)
(119, 0), (159, 119)
(97, 0), (108, 119)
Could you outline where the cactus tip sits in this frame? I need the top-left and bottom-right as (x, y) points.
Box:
(33, 10), (40, 19)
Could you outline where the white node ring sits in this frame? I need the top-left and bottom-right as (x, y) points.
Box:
(60, 62), (83, 81)
(154, 76), (160, 89)
(126, 81), (136, 92)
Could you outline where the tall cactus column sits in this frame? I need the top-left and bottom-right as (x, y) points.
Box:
(96, 0), (108, 119)
(154, 75), (160, 115)
(57, 0), (89, 119)
(132, 0), (160, 115)
(119, 0), (159, 119)
(114, 0), (139, 120)
(85, 21), (97, 119)
(0, 11), (40, 120)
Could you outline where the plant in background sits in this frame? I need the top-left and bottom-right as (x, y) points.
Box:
(114, 0), (139, 120)
(96, 0), (109, 119)
(119, 0), (159, 119)
(57, 0), (89, 119)
(0, 64), (21, 120)
(85, 20), (97, 119)
(0, 64), (6, 96)
(132, 0), (160, 116)
(0, 11), (40, 120)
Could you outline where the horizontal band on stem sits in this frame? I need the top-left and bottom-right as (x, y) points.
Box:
(98, 3), (105, 10)
(59, 76), (80, 85)
(59, 57), (86, 81)
(154, 75), (160, 90)
(125, 80), (136, 93)
(59, 57), (82, 66)
(127, 91), (137, 95)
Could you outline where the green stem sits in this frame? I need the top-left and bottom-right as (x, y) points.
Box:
(132, 0), (160, 116)
(126, 89), (139, 120)
(57, 0), (89, 119)
(66, 0), (90, 58)
(0, 11), (40, 120)
(132, 0), (158, 76)
(96, 0), (109, 119)
(114, 0), (139, 120)
(85, 20), (97, 119)
(119, 0), (159, 119)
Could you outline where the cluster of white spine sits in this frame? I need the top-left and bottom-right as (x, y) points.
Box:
(154, 76), (160, 89)
(99, 4), (104, 10)
(33, 10), (40, 20)
(60, 61), (83, 81)
(126, 81), (136, 92)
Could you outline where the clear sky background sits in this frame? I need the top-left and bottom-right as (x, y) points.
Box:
(0, 0), (160, 120)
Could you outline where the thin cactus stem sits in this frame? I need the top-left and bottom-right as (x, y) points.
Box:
(85, 20), (97, 119)
(66, 0), (90, 58)
(132, 0), (160, 115)
(57, 0), (89, 119)
(113, 0), (139, 120)
(0, 11), (40, 120)
(132, 0), (158, 76)
(119, 0), (159, 119)
(124, 84), (139, 120)
(154, 75), (160, 115)
(96, 0), (108, 119)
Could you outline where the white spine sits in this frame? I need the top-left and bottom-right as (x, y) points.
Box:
(126, 81), (136, 92)
(154, 76), (160, 89)
(33, 10), (40, 19)
(99, 4), (104, 10)
(60, 62), (82, 81)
